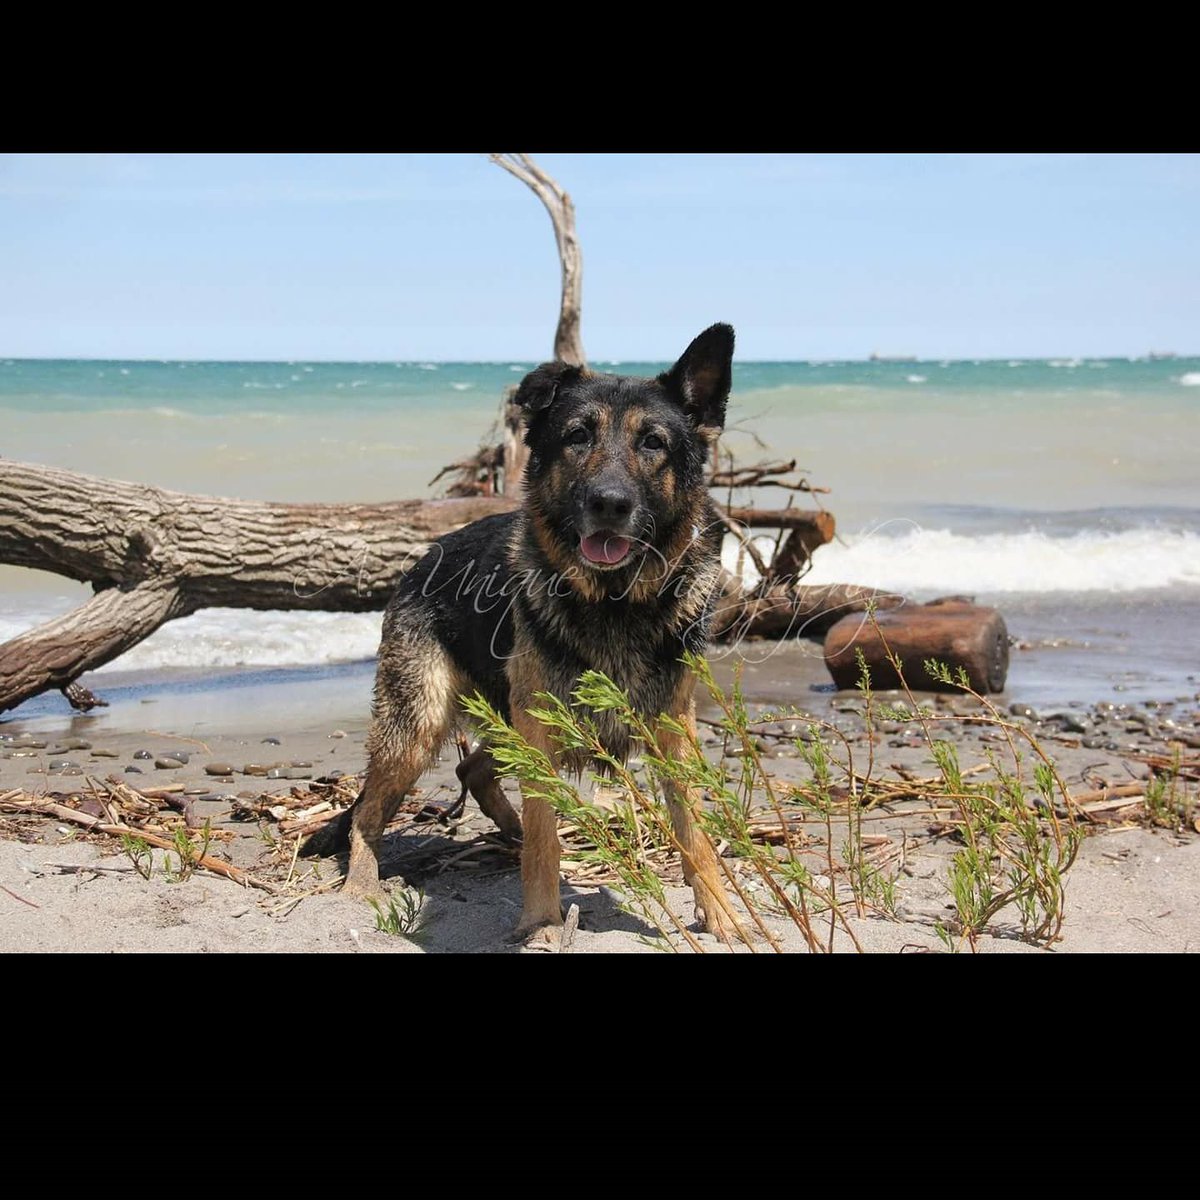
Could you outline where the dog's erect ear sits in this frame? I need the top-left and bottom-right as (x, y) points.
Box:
(657, 323), (735, 439)
(512, 361), (582, 419)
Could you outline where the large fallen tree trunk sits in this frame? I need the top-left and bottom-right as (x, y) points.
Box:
(0, 459), (515, 714)
(0, 458), (842, 715)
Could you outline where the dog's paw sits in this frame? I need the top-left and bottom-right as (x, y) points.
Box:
(514, 923), (564, 952)
(696, 902), (751, 944)
(340, 874), (385, 903)
(508, 910), (565, 948)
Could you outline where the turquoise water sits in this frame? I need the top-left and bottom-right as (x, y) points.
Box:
(2, 356), (1198, 706)
(2, 355), (1197, 412)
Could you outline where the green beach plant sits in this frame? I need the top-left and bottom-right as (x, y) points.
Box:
(458, 614), (1083, 954)
(120, 833), (154, 881)
(162, 820), (214, 884)
(368, 887), (426, 938)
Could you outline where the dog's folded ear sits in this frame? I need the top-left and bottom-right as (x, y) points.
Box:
(658, 323), (735, 440)
(513, 361), (583, 418)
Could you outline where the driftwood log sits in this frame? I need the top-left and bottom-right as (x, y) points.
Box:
(0, 459), (515, 714)
(823, 599), (1010, 693)
(490, 154), (585, 367)
(0, 457), (847, 714)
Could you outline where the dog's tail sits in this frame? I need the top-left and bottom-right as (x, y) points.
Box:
(297, 802), (355, 859)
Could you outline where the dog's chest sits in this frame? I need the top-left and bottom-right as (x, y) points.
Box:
(515, 596), (689, 735)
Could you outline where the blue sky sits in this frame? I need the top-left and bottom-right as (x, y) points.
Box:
(1, 152), (1197, 361)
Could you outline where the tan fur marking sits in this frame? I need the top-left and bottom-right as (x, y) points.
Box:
(511, 692), (565, 938)
(624, 489), (708, 605)
(346, 654), (467, 898)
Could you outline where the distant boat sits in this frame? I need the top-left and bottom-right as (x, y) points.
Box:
(1147, 351), (1178, 360)
(869, 352), (917, 363)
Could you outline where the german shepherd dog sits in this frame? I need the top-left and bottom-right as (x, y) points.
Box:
(300, 324), (738, 944)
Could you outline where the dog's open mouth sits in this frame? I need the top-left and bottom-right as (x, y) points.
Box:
(579, 531), (633, 566)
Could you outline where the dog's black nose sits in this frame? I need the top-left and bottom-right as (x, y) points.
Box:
(587, 487), (633, 523)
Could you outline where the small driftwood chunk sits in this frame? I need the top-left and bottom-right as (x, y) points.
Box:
(824, 599), (1010, 693)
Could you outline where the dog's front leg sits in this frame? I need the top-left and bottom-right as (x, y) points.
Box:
(658, 696), (746, 941)
(510, 709), (564, 945)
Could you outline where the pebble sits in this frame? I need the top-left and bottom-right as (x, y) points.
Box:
(184, 787), (209, 796)
(285, 767), (313, 779)
(1057, 714), (1090, 734)
(1081, 735), (1107, 749)
(242, 763), (282, 776)
(262, 737), (282, 746)
(290, 760), (313, 769)
(53, 737), (92, 751)
(89, 748), (120, 758)
(164, 751), (191, 764)
(10, 749), (39, 758)
(266, 767), (287, 779)
(133, 750), (153, 760)
(205, 763), (235, 776)
(125, 765), (143, 774)
(48, 759), (79, 770)
(60, 767), (84, 777)
(320, 770), (345, 782)
(329, 730), (347, 739)
(14, 737), (48, 749)
(155, 756), (185, 770)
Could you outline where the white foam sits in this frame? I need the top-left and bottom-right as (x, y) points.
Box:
(93, 609), (385, 673)
(0, 598), (383, 673)
(450, 382), (472, 391)
(799, 526), (1200, 594)
(905, 374), (927, 384)
(1178, 372), (1200, 387)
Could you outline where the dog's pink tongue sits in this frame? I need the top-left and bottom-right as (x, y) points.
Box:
(580, 532), (632, 564)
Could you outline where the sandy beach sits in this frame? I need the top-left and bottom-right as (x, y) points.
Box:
(2, 640), (1196, 954)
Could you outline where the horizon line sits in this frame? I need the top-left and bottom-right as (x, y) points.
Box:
(2, 352), (1197, 366)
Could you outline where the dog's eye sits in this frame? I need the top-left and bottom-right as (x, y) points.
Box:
(565, 427), (590, 446)
(641, 433), (666, 451)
